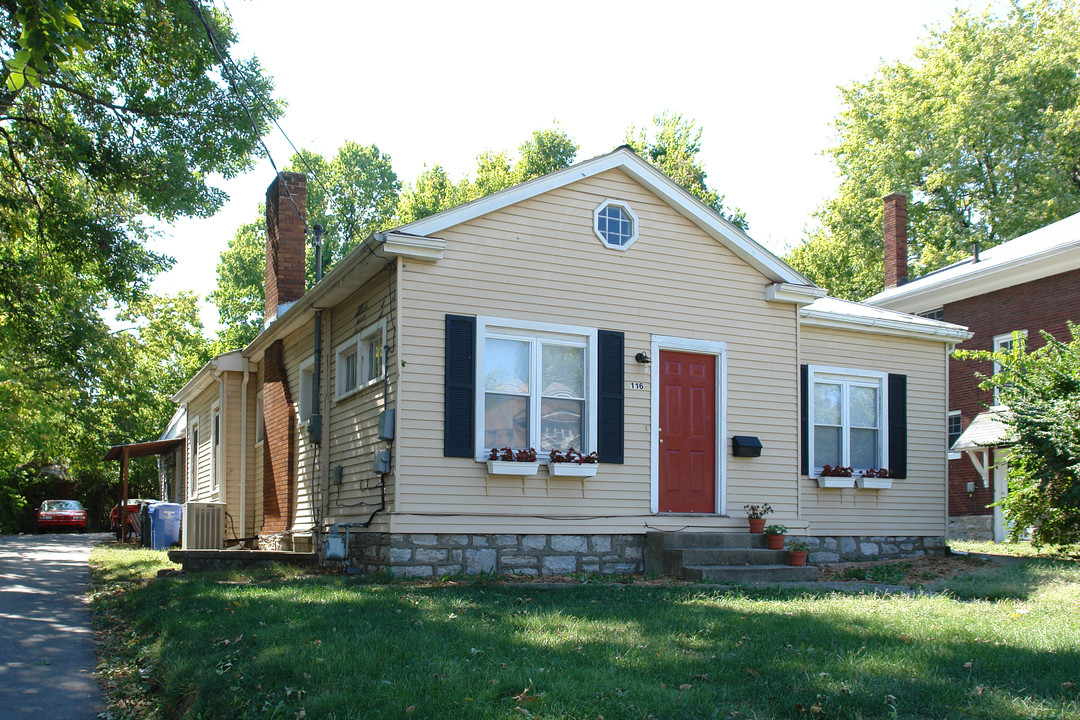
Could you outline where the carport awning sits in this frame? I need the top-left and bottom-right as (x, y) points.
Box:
(103, 438), (183, 462)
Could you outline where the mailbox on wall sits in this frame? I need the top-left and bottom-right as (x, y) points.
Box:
(731, 435), (763, 458)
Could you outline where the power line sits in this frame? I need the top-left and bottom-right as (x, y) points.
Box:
(184, 0), (307, 229)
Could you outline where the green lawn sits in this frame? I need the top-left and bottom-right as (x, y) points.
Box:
(89, 546), (1080, 720)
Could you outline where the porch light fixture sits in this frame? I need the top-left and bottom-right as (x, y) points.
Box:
(635, 352), (651, 364)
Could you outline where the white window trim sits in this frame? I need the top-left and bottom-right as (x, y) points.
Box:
(992, 330), (1027, 404)
(298, 356), (315, 423)
(947, 409), (961, 460)
(255, 390), (264, 446)
(649, 335), (728, 516)
(593, 199), (639, 251)
(188, 418), (200, 496)
(210, 401), (221, 493)
(474, 317), (598, 461)
(806, 364), (889, 477)
(334, 318), (388, 401)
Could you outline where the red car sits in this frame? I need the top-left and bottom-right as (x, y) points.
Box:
(37, 500), (88, 533)
(109, 498), (153, 540)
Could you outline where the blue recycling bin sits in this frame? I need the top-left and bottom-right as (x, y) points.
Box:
(148, 502), (182, 550)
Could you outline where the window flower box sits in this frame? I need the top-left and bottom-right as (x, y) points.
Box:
(856, 476), (893, 489)
(548, 463), (598, 477)
(486, 461), (540, 476)
(816, 477), (855, 488)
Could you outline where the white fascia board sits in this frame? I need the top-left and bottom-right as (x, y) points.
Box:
(868, 241), (1080, 312)
(766, 283), (829, 305)
(799, 306), (973, 343)
(394, 147), (812, 285)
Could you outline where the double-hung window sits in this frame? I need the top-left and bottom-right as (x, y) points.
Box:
(992, 330), (1026, 405)
(807, 365), (888, 475)
(477, 318), (597, 458)
(335, 319), (387, 400)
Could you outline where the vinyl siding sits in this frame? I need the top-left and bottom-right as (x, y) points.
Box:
(187, 385), (217, 502)
(799, 326), (948, 536)
(394, 168), (800, 534)
(252, 364), (264, 535)
(323, 271), (396, 531)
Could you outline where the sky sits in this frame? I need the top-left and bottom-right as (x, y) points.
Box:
(153, 0), (997, 333)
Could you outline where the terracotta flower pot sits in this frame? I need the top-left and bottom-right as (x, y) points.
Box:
(748, 518), (766, 534)
(788, 550), (808, 567)
(767, 533), (786, 550)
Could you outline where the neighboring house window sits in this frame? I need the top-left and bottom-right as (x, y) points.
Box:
(335, 319), (387, 400)
(210, 402), (220, 492)
(299, 357), (315, 422)
(807, 365), (888, 474)
(188, 420), (199, 495)
(593, 200), (639, 250)
(992, 330), (1027, 404)
(476, 318), (597, 458)
(917, 308), (944, 321)
(947, 410), (962, 458)
(255, 390), (264, 445)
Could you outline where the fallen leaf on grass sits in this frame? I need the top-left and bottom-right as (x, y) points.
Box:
(679, 684), (692, 690)
(963, 661), (974, 669)
(512, 687), (539, 705)
(810, 701), (824, 715)
(745, 668), (760, 678)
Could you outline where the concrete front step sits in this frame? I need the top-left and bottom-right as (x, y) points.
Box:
(677, 547), (790, 566)
(687, 564), (820, 583)
(644, 531), (817, 583)
(655, 531), (772, 549)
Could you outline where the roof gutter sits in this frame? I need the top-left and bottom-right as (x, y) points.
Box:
(800, 306), (973, 344)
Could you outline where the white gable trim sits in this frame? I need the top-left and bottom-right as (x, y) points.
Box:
(395, 147), (812, 286)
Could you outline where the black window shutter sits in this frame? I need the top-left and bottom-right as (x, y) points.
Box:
(444, 315), (476, 458)
(888, 373), (907, 478)
(597, 331), (625, 464)
(800, 364), (809, 475)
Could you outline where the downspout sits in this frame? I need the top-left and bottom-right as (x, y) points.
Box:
(240, 359), (250, 541)
(214, 367), (226, 508)
(310, 224), (325, 536)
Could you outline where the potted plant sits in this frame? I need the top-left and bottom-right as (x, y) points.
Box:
(765, 523), (787, 549)
(548, 448), (599, 477)
(486, 447), (540, 476)
(788, 540), (810, 566)
(744, 503), (773, 533)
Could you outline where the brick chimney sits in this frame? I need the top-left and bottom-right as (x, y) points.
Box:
(883, 192), (908, 289)
(264, 172), (307, 326)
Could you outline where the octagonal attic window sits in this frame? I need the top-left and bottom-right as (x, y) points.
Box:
(593, 200), (638, 250)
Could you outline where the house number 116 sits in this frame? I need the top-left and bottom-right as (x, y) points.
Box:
(628, 381), (645, 390)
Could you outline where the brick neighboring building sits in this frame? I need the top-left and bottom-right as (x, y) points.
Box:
(867, 197), (1080, 540)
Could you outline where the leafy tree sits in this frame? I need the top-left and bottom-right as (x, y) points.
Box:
(395, 127), (579, 224)
(788, 1), (1080, 299)
(957, 327), (1080, 547)
(209, 219), (265, 354)
(625, 111), (748, 231)
(1, 0), (280, 360)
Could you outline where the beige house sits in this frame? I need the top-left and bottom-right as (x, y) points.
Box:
(169, 148), (970, 575)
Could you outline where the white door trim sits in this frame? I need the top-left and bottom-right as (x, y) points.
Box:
(650, 335), (728, 515)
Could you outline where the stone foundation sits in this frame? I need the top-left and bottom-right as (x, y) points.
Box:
(802, 535), (948, 565)
(258, 532), (314, 552)
(948, 515), (993, 541)
(333, 532), (645, 578)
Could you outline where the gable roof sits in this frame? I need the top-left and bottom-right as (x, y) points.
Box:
(394, 146), (814, 286)
(866, 210), (1080, 313)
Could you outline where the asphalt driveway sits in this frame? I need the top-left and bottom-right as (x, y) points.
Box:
(0, 533), (107, 720)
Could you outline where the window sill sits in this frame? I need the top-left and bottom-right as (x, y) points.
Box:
(816, 477), (855, 488)
(334, 376), (385, 404)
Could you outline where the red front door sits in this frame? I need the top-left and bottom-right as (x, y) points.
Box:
(659, 350), (717, 513)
